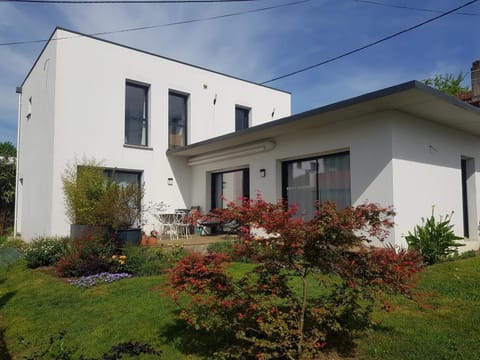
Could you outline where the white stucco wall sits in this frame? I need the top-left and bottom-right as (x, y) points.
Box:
(391, 113), (480, 247)
(190, 113), (397, 244)
(188, 110), (480, 248)
(16, 37), (57, 240)
(17, 28), (291, 240)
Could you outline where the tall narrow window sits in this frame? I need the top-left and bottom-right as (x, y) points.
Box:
(282, 152), (350, 218)
(169, 91), (188, 148)
(125, 82), (148, 146)
(211, 169), (249, 210)
(235, 106), (250, 131)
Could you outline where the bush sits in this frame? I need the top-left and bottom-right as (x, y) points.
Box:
(167, 197), (425, 359)
(108, 244), (186, 277)
(24, 237), (67, 268)
(56, 232), (118, 277)
(207, 240), (249, 262)
(405, 207), (464, 264)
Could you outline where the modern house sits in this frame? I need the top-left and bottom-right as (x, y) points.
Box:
(15, 27), (480, 251)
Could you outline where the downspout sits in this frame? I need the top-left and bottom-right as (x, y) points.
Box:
(14, 86), (22, 238)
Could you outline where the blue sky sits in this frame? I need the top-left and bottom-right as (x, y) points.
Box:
(1, 0), (479, 146)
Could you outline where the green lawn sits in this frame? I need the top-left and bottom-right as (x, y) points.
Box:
(0, 256), (479, 359)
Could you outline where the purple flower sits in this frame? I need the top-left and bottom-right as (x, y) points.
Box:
(69, 272), (132, 288)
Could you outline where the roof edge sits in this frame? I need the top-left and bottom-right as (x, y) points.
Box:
(22, 26), (290, 95)
(167, 80), (480, 156)
(20, 27), (60, 87)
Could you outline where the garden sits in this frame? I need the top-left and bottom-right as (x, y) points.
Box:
(0, 193), (479, 359)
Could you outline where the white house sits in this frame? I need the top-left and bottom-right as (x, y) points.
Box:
(15, 27), (480, 251)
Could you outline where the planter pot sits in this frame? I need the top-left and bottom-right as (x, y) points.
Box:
(140, 234), (148, 246)
(147, 236), (158, 246)
(70, 224), (110, 240)
(115, 228), (141, 246)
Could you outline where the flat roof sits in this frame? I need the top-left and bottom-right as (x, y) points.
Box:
(21, 26), (290, 95)
(168, 80), (480, 157)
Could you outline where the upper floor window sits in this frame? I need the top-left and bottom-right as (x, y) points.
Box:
(125, 81), (149, 146)
(235, 105), (250, 131)
(169, 91), (188, 148)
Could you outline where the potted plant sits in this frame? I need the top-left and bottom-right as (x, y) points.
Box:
(63, 159), (144, 245)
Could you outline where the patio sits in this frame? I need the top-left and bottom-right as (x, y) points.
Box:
(142, 233), (237, 253)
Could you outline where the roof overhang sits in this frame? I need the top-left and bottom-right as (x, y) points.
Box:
(168, 80), (480, 159)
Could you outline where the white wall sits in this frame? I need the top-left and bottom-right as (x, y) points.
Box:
(190, 113), (397, 245)
(18, 28), (291, 239)
(391, 113), (480, 247)
(16, 37), (58, 240)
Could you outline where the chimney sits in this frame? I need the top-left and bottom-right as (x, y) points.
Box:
(472, 60), (480, 101)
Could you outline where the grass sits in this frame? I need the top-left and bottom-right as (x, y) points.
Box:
(356, 256), (480, 359)
(0, 256), (479, 359)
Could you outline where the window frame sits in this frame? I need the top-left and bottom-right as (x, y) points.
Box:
(211, 168), (250, 210)
(125, 80), (150, 147)
(235, 105), (250, 131)
(281, 151), (351, 214)
(168, 90), (189, 149)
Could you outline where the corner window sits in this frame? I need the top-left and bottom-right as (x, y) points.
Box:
(282, 152), (351, 217)
(211, 168), (249, 210)
(235, 106), (250, 131)
(125, 82), (149, 146)
(169, 91), (188, 148)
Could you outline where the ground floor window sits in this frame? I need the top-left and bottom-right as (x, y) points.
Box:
(211, 168), (249, 209)
(104, 169), (142, 187)
(282, 152), (350, 217)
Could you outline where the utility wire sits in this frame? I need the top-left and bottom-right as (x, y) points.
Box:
(0, 0), (310, 46)
(261, 0), (480, 84)
(0, 0), (261, 3)
(353, 0), (480, 16)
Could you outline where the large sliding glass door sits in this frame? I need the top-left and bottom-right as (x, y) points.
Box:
(211, 169), (249, 209)
(282, 152), (350, 217)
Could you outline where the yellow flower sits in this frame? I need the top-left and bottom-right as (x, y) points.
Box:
(112, 255), (117, 259)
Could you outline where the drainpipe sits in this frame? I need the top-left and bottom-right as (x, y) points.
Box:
(14, 86), (22, 238)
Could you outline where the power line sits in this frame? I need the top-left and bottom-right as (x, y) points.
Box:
(0, 0), (261, 3)
(261, 0), (480, 84)
(353, 0), (480, 16)
(0, 0), (310, 46)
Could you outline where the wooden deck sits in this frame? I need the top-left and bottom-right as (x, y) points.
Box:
(142, 233), (237, 253)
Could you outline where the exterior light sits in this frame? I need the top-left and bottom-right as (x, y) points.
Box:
(168, 177), (173, 186)
(260, 169), (266, 178)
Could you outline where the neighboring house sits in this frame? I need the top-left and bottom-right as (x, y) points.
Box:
(15, 27), (480, 251)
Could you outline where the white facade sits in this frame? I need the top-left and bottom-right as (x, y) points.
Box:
(16, 28), (480, 252)
(15, 28), (291, 240)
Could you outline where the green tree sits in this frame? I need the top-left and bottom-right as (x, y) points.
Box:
(423, 72), (469, 96)
(0, 141), (16, 235)
(0, 141), (16, 158)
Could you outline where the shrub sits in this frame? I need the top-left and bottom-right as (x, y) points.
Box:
(206, 240), (248, 262)
(24, 237), (67, 268)
(56, 232), (118, 277)
(108, 245), (186, 277)
(62, 159), (144, 228)
(405, 207), (464, 264)
(167, 197), (425, 359)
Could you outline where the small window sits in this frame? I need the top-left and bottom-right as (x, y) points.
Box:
(235, 106), (250, 131)
(125, 82), (149, 146)
(169, 91), (188, 148)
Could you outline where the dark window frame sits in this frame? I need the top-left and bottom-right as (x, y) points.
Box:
(211, 168), (250, 210)
(235, 105), (250, 131)
(125, 81), (149, 147)
(168, 90), (189, 149)
(281, 151), (351, 211)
